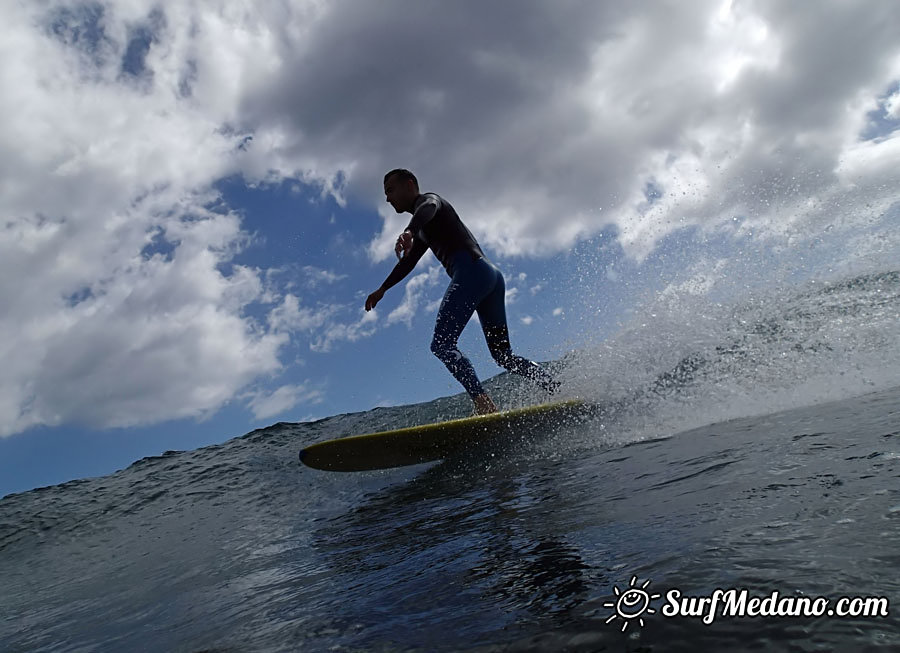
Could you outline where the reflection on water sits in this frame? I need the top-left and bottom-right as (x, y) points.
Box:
(305, 386), (900, 651)
(311, 455), (604, 648)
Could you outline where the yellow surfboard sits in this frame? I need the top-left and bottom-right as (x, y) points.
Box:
(299, 399), (591, 472)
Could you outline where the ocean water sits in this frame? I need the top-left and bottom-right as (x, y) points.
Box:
(1, 269), (899, 652)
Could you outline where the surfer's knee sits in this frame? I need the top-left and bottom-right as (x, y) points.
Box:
(430, 336), (457, 364)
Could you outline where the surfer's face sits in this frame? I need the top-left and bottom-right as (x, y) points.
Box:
(384, 176), (417, 213)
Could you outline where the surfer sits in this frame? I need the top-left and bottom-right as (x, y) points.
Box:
(365, 169), (559, 415)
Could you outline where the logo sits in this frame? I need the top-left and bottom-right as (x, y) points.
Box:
(603, 575), (661, 632)
(602, 574), (889, 630)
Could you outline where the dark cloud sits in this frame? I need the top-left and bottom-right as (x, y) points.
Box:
(234, 0), (900, 258)
(244, 1), (637, 199)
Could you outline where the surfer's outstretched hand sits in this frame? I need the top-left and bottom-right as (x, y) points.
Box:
(365, 287), (385, 311)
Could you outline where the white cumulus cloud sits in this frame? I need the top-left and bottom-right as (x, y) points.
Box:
(3, 0), (899, 437)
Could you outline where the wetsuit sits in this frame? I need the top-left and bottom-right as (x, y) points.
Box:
(380, 193), (558, 398)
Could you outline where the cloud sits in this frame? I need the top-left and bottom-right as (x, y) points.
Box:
(301, 265), (348, 287)
(386, 266), (442, 327)
(245, 382), (324, 420)
(3, 0), (900, 437)
(240, 0), (900, 260)
(268, 292), (381, 353)
(0, 2), (297, 435)
(310, 309), (378, 353)
(886, 89), (900, 119)
(268, 294), (336, 332)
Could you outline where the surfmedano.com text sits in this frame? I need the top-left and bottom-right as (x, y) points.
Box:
(662, 588), (890, 625)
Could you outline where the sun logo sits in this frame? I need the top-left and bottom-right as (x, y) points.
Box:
(603, 576), (661, 632)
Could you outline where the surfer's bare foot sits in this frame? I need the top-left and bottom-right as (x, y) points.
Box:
(473, 394), (498, 415)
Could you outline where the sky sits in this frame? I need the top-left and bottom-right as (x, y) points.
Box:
(1, 0), (899, 497)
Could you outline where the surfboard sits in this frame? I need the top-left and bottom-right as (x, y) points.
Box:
(299, 399), (591, 472)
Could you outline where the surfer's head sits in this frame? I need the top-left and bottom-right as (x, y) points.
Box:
(384, 168), (419, 213)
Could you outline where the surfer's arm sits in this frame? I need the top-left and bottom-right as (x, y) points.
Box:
(380, 238), (428, 291)
(405, 194), (440, 235)
(394, 194), (438, 258)
(365, 239), (427, 311)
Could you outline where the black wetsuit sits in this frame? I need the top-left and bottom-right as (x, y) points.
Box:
(382, 193), (484, 286)
(380, 193), (557, 398)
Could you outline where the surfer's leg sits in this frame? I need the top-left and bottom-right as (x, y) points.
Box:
(431, 275), (485, 399)
(477, 268), (560, 393)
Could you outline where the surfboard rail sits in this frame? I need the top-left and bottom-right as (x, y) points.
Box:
(299, 399), (591, 472)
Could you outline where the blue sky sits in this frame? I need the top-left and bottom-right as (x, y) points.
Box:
(1, 1), (899, 498)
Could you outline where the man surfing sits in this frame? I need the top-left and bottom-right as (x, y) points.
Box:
(365, 169), (559, 415)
